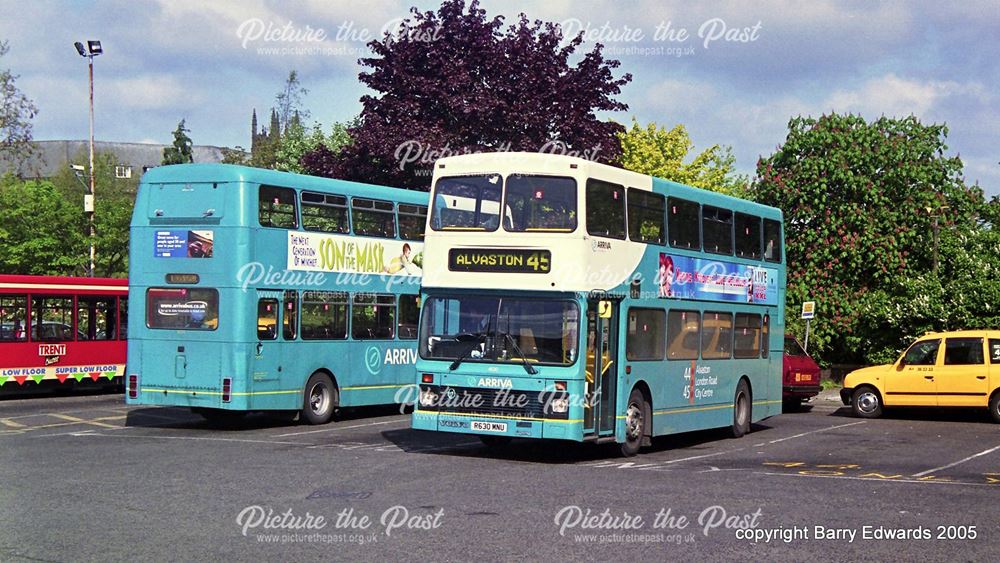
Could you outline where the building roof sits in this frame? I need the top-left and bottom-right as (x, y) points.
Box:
(5, 140), (228, 178)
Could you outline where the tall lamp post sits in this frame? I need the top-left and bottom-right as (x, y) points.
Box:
(74, 40), (102, 277)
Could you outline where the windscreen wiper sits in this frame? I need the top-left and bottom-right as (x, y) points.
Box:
(503, 332), (538, 375)
(449, 335), (486, 371)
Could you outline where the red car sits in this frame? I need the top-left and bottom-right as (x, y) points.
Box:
(783, 334), (821, 410)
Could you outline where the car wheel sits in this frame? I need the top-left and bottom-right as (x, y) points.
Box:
(989, 391), (1000, 423)
(851, 385), (883, 418)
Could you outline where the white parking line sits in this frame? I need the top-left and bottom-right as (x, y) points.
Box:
(274, 418), (408, 437)
(753, 420), (867, 446)
(912, 444), (1000, 477)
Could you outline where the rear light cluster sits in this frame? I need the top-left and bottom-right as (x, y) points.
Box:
(128, 374), (139, 399)
(222, 377), (232, 403)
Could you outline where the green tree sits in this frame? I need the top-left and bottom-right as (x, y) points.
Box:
(275, 70), (309, 132)
(162, 119), (193, 165)
(0, 177), (86, 274)
(617, 118), (748, 197)
(755, 113), (983, 365)
(220, 146), (250, 165)
(50, 149), (137, 277)
(0, 41), (38, 177)
(274, 119), (356, 174)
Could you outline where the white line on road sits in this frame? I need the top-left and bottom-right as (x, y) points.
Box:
(274, 418), (408, 437)
(41, 432), (304, 446)
(912, 444), (1000, 477)
(753, 420), (867, 446)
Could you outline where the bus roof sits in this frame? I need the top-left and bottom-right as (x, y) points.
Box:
(433, 152), (780, 220)
(0, 274), (128, 291)
(140, 163), (427, 203)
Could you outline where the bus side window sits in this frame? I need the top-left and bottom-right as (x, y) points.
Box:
(257, 299), (278, 340)
(301, 191), (349, 233)
(77, 296), (117, 341)
(397, 295), (420, 340)
(763, 219), (782, 263)
(398, 204), (428, 241)
(0, 294), (28, 342)
(627, 188), (665, 245)
(626, 308), (666, 360)
(702, 206), (733, 256)
(735, 213), (762, 259)
(667, 310), (700, 360)
(259, 185), (298, 229)
(761, 314), (769, 358)
(301, 291), (348, 340)
(353, 198), (396, 238)
(353, 294), (397, 340)
(283, 291), (298, 340)
(734, 313), (762, 358)
(667, 197), (700, 250)
(586, 179), (626, 240)
(119, 297), (129, 340)
(701, 311), (733, 359)
(31, 296), (75, 342)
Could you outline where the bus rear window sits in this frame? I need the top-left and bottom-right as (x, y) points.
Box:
(147, 288), (219, 331)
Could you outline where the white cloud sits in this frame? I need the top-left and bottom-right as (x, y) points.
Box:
(824, 74), (991, 117)
(107, 75), (202, 110)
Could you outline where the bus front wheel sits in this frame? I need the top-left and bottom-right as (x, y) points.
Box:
(302, 372), (337, 425)
(620, 388), (647, 457)
(731, 379), (751, 438)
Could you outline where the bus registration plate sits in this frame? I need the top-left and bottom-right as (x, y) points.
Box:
(471, 421), (507, 433)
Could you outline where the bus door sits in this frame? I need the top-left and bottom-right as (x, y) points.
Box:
(254, 290), (284, 384)
(584, 298), (619, 437)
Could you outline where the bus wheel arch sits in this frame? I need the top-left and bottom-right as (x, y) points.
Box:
(302, 370), (339, 425)
(730, 377), (752, 438)
(633, 381), (654, 447)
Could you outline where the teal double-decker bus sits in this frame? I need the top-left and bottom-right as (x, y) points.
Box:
(127, 164), (428, 424)
(412, 153), (786, 455)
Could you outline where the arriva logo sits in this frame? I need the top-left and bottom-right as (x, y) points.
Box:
(364, 346), (383, 375)
(365, 346), (417, 375)
(476, 377), (513, 389)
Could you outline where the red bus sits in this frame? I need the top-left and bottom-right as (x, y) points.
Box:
(0, 275), (128, 391)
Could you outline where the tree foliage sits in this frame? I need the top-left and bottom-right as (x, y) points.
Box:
(0, 41), (38, 177)
(0, 149), (137, 277)
(618, 118), (748, 197)
(276, 119), (356, 174)
(162, 119), (193, 165)
(754, 113), (986, 364)
(303, 0), (631, 189)
(275, 70), (309, 132)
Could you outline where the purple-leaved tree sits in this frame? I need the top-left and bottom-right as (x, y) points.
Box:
(302, 0), (631, 189)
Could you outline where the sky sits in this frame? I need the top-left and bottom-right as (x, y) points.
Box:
(1, 0), (998, 196)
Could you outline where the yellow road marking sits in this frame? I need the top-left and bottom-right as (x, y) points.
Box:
(0, 418), (26, 428)
(49, 414), (118, 429)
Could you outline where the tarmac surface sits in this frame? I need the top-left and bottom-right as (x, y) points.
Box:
(1, 389), (997, 561)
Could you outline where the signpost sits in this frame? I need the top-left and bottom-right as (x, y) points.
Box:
(801, 301), (816, 352)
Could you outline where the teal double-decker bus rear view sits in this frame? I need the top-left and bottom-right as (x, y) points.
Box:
(127, 164), (428, 424)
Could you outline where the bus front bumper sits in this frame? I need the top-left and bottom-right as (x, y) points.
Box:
(412, 410), (581, 441)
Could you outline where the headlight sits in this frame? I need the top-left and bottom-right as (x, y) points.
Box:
(550, 397), (569, 413)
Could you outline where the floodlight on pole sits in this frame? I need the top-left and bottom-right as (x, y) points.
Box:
(73, 40), (102, 277)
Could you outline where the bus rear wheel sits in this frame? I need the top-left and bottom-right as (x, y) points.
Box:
(620, 388), (647, 457)
(302, 372), (337, 425)
(730, 380), (751, 438)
